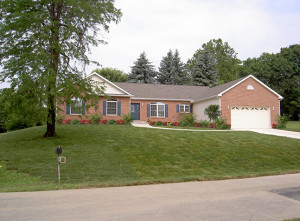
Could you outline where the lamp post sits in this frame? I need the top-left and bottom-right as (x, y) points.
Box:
(56, 146), (62, 185)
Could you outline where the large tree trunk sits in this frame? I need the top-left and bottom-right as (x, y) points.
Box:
(44, 94), (56, 137)
(44, 3), (62, 138)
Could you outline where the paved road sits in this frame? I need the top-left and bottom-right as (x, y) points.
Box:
(1, 173), (300, 221)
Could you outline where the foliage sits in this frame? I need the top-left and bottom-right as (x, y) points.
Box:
(180, 114), (196, 126)
(88, 114), (102, 124)
(0, 111), (6, 133)
(238, 44), (300, 120)
(276, 115), (289, 129)
(214, 117), (231, 129)
(121, 113), (133, 125)
(0, 0), (121, 137)
(0, 87), (46, 131)
(202, 38), (241, 84)
(108, 119), (116, 125)
(116, 120), (125, 125)
(92, 68), (128, 82)
(157, 49), (189, 85)
(187, 49), (218, 87)
(71, 120), (80, 125)
(154, 121), (163, 126)
(198, 120), (210, 128)
(56, 115), (64, 124)
(128, 52), (157, 83)
(99, 119), (108, 124)
(80, 119), (91, 124)
(204, 105), (221, 121)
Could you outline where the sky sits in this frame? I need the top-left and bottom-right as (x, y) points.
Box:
(1, 0), (300, 88)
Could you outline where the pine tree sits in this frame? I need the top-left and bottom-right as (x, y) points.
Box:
(190, 49), (218, 87)
(129, 52), (157, 83)
(157, 49), (188, 85)
(157, 50), (175, 84)
(173, 49), (188, 85)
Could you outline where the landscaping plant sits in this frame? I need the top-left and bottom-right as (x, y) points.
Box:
(276, 115), (289, 129)
(121, 113), (133, 125)
(89, 114), (102, 124)
(204, 104), (221, 121)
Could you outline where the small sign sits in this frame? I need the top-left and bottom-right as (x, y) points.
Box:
(58, 157), (66, 163)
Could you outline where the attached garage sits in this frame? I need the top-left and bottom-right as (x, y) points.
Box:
(231, 106), (271, 129)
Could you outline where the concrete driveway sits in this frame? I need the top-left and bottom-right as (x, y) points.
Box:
(244, 129), (300, 139)
(1, 173), (300, 221)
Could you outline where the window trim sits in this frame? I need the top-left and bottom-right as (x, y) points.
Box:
(70, 98), (83, 115)
(106, 100), (118, 116)
(179, 103), (190, 113)
(150, 102), (165, 118)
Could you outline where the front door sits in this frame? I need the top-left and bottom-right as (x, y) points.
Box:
(130, 103), (140, 120)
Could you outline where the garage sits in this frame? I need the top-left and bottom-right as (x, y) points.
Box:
(231, 106), (271, 129)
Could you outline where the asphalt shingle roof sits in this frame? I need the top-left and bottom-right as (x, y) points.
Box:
(114, 76), (248, 102)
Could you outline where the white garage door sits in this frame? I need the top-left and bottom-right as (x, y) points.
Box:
(231, 106), (270, 129)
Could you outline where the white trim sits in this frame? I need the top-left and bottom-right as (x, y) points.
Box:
(106, 100), (117, 116)
(132, 97), (192, 101)
(150, 102), (165, 118)
(87, 72), (133, 96)
(70, 98), (83, 115)
(217, 75), (283, 100)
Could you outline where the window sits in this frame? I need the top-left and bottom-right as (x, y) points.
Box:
(247, 85), (254, 90)
(150, 102), (165, 117)
(179, 103), (190, 113)
(107, 100), (117, 115)
(70, 98), (83, 115)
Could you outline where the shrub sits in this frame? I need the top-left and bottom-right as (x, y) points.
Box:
(108, 119), (116, 125)
(71, 119), (80, 125)
(116, 120), (125, 125)
(56, 115), (64, 124)
(80, 119), (91, 124)
(121, 113), (133, 125)
(220, 124), (231, 129)
(154, 121), (163, 126)
(99, 119), (108, 124)
(149, 121), (155, 126)
(204, 104), (221, 121)
(89, 114), (102, 124)
(209, 123), (216, 128)
(215, 117), (227, 129)
(172, 122), (179, 126)
(62, 119), (71, 124)
(198, 120), (210, 128)
(272, 123), (278, 128)
(276, 115), (289, 129)
(180, 114), (196, 126)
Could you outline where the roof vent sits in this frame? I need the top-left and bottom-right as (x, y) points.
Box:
(247, 85), (254, 90)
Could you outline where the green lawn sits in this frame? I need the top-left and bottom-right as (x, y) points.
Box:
(0, 125), (300, 192)
(284, 121), (300, 132)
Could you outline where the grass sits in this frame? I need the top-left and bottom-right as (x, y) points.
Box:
(283, 121), (300, 132)
(0, 124), (300, 192)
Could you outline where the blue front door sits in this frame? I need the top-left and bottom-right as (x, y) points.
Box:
(130, 103), (140, 120)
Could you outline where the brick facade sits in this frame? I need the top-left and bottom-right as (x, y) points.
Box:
(220, 78), (280, 125)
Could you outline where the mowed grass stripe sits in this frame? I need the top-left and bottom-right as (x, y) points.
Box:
(0, 124), (299, 191)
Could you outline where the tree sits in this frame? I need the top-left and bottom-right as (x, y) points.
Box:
(93, 68), (128, 82)
(204, 104), (221, 121)
(238, 44), (300, 120)
(158, 49), (189, 85)
(187, 49), (218, 87)
(202, 38), (241, 84)
(0, 1), (121, 137)
(128, 52), (157, 83)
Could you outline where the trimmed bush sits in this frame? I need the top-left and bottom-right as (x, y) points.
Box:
(204, 104), (221, 121)
(71, 119), (80, 125)
(121, 113), (133, 125)
(89, 114), (102, 124)
(276, 115), (288, 129)
(180, 114), (196, 126)
(154, 121), (163, 126)
(198, 120), (210, 128)
(108, 119), (116, 125)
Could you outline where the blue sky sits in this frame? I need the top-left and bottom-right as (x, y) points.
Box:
(1, 0), (299, 88)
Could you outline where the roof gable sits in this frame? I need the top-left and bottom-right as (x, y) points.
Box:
(87, 73), (132, 96)
(218, 75), (283, 100)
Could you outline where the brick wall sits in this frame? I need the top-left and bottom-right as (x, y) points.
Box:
(131, 99), (191, 122)
(221, 78), (280, 125)
(57, 96), (131, 121)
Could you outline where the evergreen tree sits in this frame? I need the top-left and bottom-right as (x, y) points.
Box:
(0, 1), (121, 137)
(157, 49), (188, 85)
(189, 49), (218, 87)
(173, 49), (189, 85)
(129, 52), (157, 83)
(157, 50), (175, 84)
